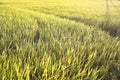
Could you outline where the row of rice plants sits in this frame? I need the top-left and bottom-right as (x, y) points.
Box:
(0, 6), (120, 79)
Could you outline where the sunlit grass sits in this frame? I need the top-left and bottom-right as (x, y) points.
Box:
(0, 0), (120, 80)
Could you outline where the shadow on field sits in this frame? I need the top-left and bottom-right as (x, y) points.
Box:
(52, 13), (120, 38)
(34, 9), (120, 38)
(0, 2), (7, 6)
(0, 2), (4, 5)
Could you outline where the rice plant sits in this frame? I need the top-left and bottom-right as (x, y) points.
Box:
(0, 0), (120, 80)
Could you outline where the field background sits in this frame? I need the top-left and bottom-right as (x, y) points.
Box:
(0, 0), (120, 80)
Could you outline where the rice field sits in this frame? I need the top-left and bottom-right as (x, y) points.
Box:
(0, 0), (120, 80)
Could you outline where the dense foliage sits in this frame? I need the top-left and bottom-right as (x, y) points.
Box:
(0, 0), (120, 80)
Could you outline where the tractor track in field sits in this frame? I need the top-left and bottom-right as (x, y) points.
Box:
(2, 5), (120, 38)
(29, 9), (120, 38)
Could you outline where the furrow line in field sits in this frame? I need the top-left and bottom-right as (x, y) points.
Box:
(30, 9), (120, 38)
(4, 6), (119, 39)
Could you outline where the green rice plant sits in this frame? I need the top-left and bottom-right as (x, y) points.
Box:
(0, 0), (120, 80)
